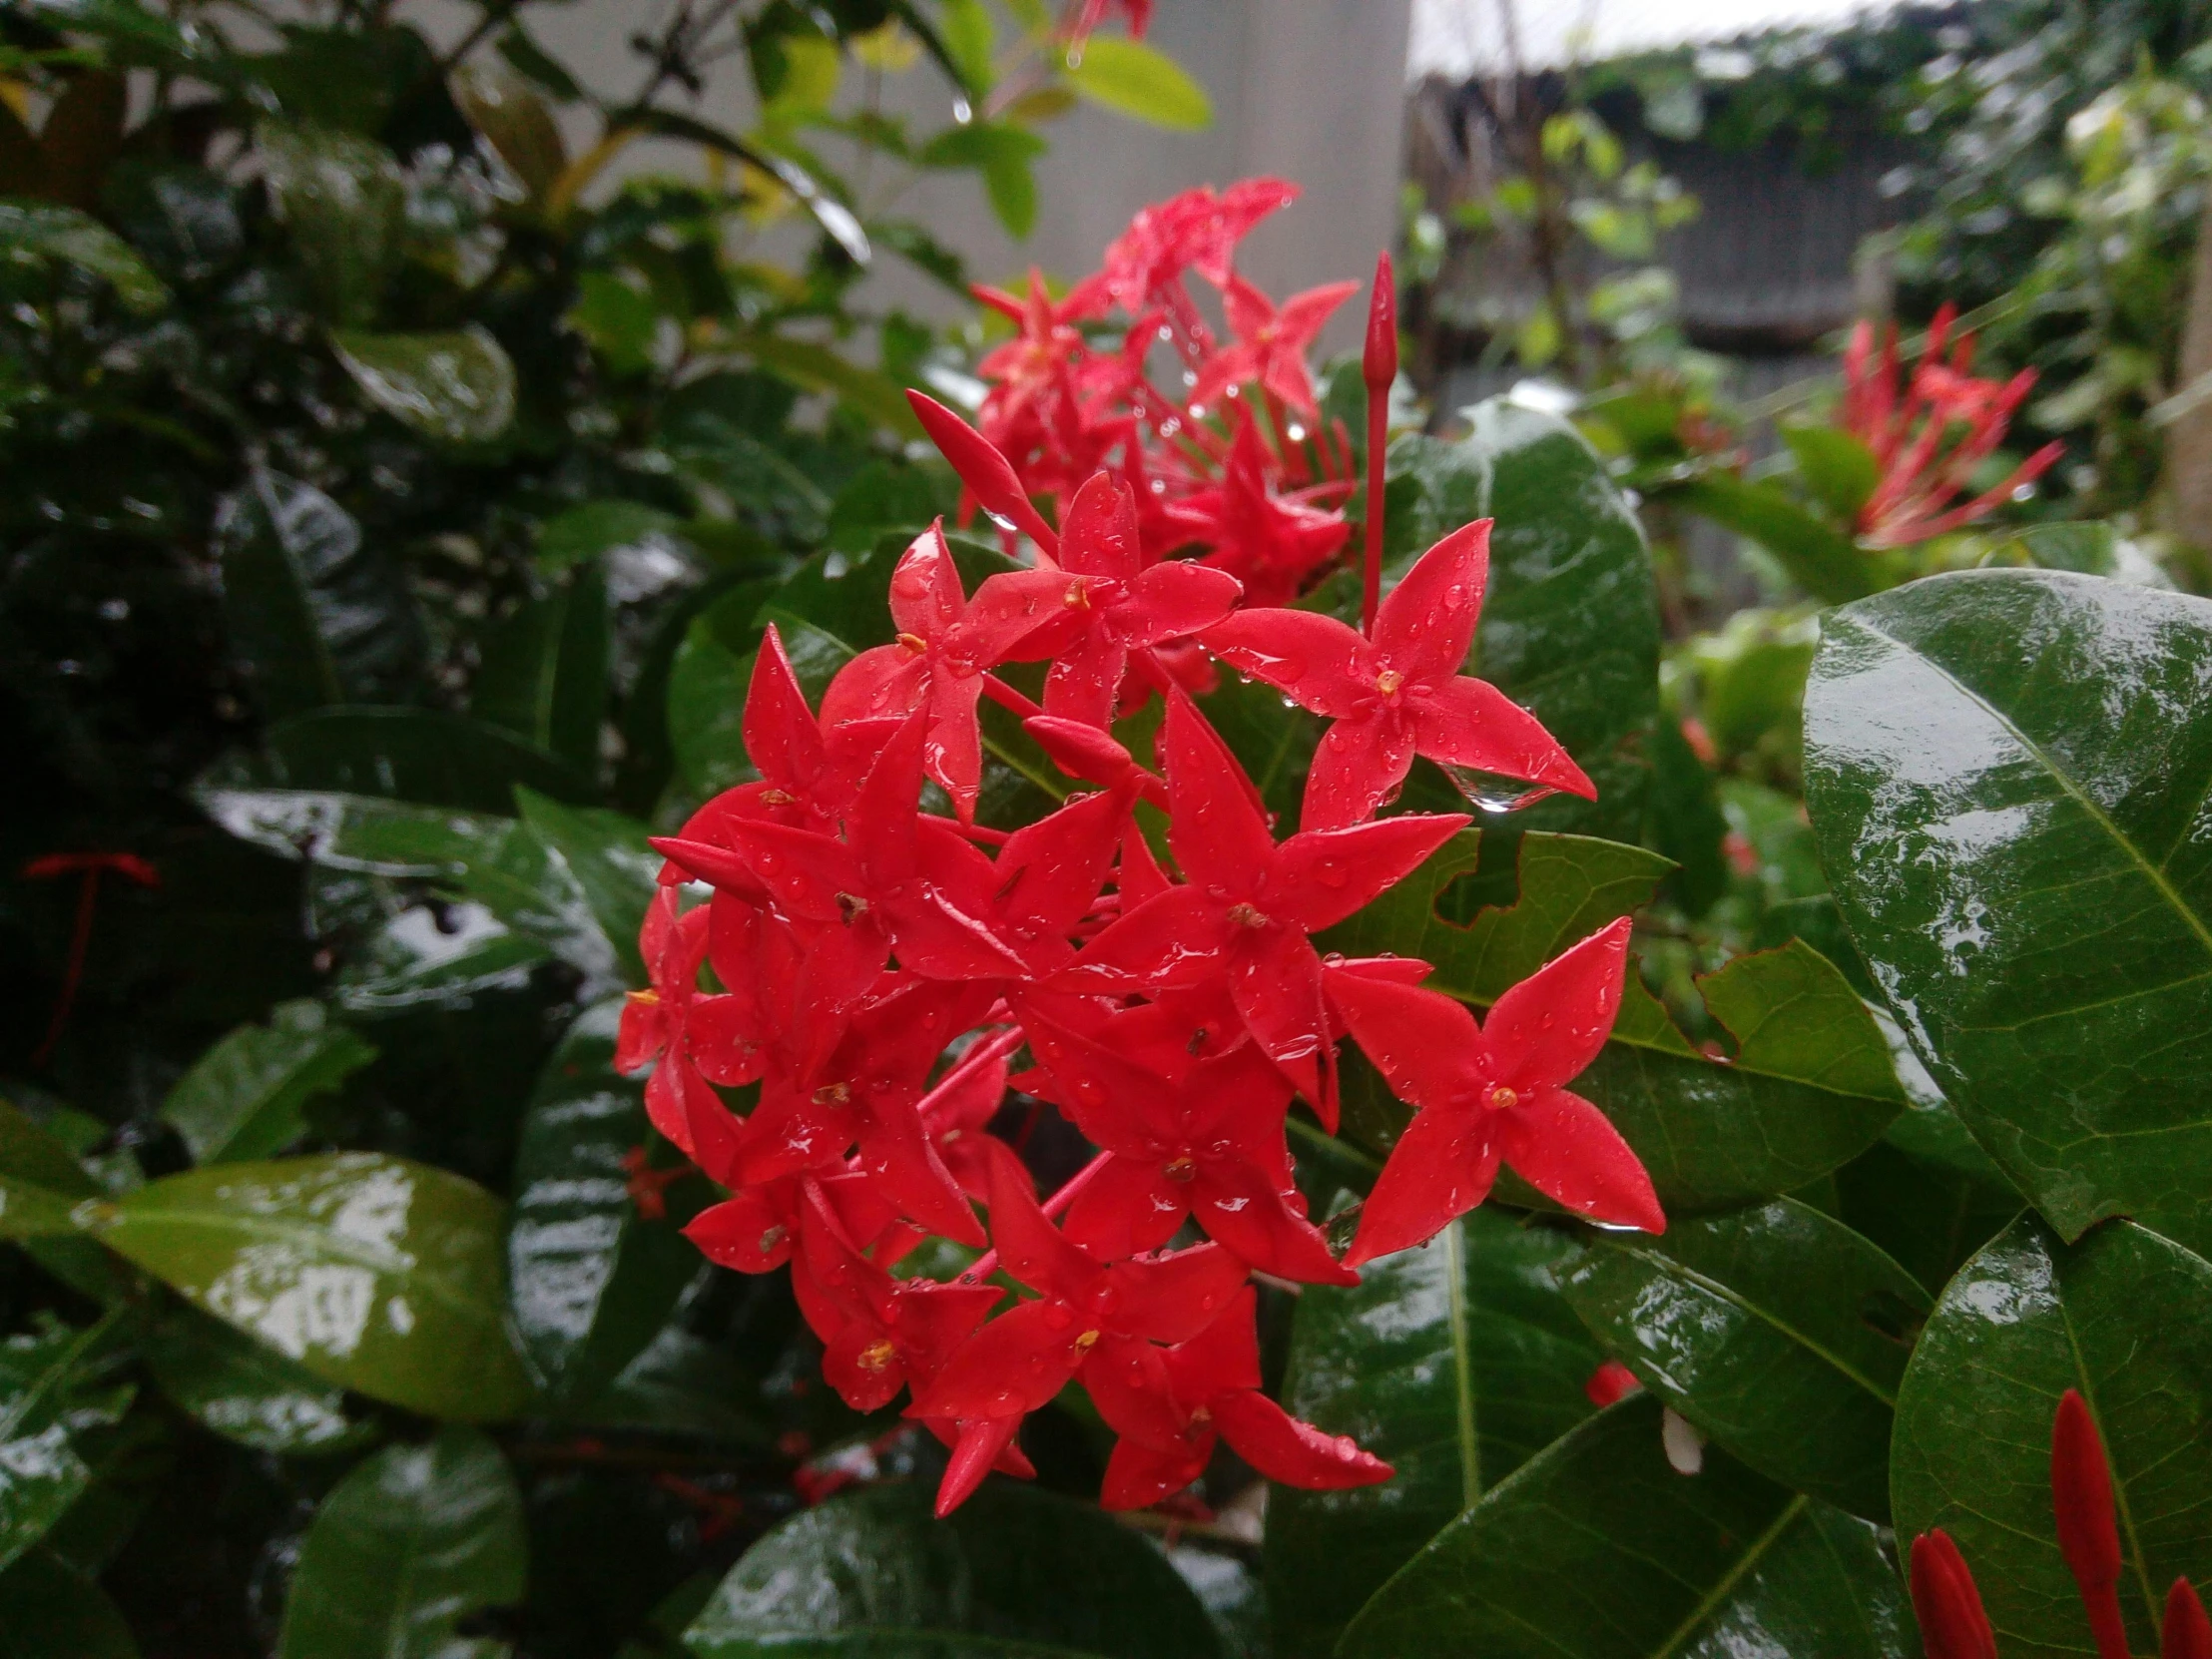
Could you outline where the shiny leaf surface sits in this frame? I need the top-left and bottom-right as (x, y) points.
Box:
(1338, 1396), (1914, 1659)
(141, 1303), (376, 1456)
(276, 1425), (526, 1659)
(94, 1154), (533, 1421)
(161, 999), (376, 1165)
(1891, 1215), (2212, 1658)
(473, 561), (611, 773)
(0, 1315), (131, 1575)
(508, 999), (700, 1398)
(221, 707), (593, 813)
(685, 1479), (1227, 1658)
(1323, 830), (1906, 1210)
(1265, 1206), (1601, 1657)
(512, 792), (659, 988)
(331, 326), (518, 445)
(1804, 571), (2212, 1257)
(1562, 1197), (1930, 1519)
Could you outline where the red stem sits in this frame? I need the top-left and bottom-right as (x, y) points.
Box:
(30, 870), (102, 1069)
(959, 1149), (1113, 1284)
(1361, 252), (1396, 637)
(981, 674), (1044, 720)
(918, 1026), (1026, 1122)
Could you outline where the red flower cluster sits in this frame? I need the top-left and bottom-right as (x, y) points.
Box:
(1912, 1389), (2209, 1659)
(967, 178), (1362, 607)
(618, 187), (1664, 1519)
(1839, 303), (2064, 550)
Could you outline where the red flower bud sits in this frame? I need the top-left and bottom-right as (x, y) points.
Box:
(2053, 1387), (2131, 1659)
(905, 389), (1061, 560)
(1911, 1531), (1998, 1659)
(2168, 1579), (2212, 1659)
(1363, 251), (1396, 394)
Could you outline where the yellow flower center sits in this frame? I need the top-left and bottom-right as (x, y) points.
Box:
(1377, 669), (1404, 696)
(857, 1339), (897, 1373)
(1487, 1085), (1519, 1111)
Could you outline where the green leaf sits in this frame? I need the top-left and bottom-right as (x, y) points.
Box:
(1561, 1197), (1930, 1520)
(474, 561), (610, 774)
(452, 60), (567, 201)
(162, 999), (376, 1165)
(1321, 830), (1907, 1211)
(1265, 1207), (1602, 1657)
(1384, 399), (1664, 840)
(1782, 422), (1881, 523)
(1894, 1216), (2212, 1656)
(0, 200), (167, 312)
(1064, 37), (1212, 131)
(742, 332), (928, 438)
(621, 110), (868, 265)
(222, 706), (593, 812)
(0, 1547), (140, 1659)
(536, 500), (685, 574)
(0, 1315), (131, 1575)
(508, 998), (700, 1398)
(937, 0), (996, 93)
(917, 121), (1046, 238)
(1834, 1116), (2022, 1298)
(93, 1153), (533, 1421)
(277, 1425), (526, 1659)
(1672, 471), (1891, 604)
(684, 1479), (1228, 1658)
(213, 467), (425, 720)
(0, 1099), (98, 1240)
(1338, 1396), (1914, 1659)
(1804, 571), (2212, 1259)
(142, 1302), (376, 1456)
(513, 791), (659, 986)
(827, 461), (950, 554)
(257, 122), (403, 326)
(667, 579), (783, 797)
(330, 326), (518, 445)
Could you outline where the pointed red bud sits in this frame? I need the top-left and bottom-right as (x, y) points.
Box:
(1911, 1531), (1998, 1659)
(2168, 1579), (2212, 1659)
(2053, 1388), (2131, 1659)
(904, 389), (1061, 560)
(1363, 252), (1396, 394)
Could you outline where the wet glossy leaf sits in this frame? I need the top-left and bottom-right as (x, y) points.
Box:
(0, 1547), (139, 1659)
(1834, 1111), (2023, 1298)
(1265, 1207), (1602, 1657)
(452, 60), (566, 200)
(0, 1315), (132, 1575)
(257, 122), (402, 325)
(474, 562), (610, 773)
(536, 501), (685, 574)
(1338, 1396), (1914, 1659)
(0, 1100), (99, 1240)
(685, 1479), (1227, 1658)
(1561, 1197), (1930, 1520)
(221, 707), (593, 813)
(141, 1303), (376, 1456)
(1804, 571), (2212, 1258)
(1323, 830), (1907, 1211)
(0, 201), (167, 311)
(1064, 36), (1212, 131)
(277, 1425), (525, 1659)
(1673, 471), (1892, 603)
(508, 999), (700, 1399)
(331, 327), (518, 445)
(161, 999), (377, 1165)
(93, 1153), (533, 1422)
(213, 467), (425, 720)
(1891, 1215), (2212, 1658)
(513, 793), (658, 988)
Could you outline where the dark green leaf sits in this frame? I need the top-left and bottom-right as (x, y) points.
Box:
(94, 1153), (533, 1421)
(1385, 399), (1663, 839)
(1672, 471), (1891, 604)
(276, 1425), (526, 1659)
(1803, 571), (2212, 1258)
(513, 791), (657, 986)
(0, 1099), (98, 1240)
(742, 332), (927, 438)
(1265, 1207), (1601, 1657)
(330, 327), (518, 446)
(508, 998), (700, 1398)
(1834, 1116), (2022, 1298)
(1891, 1215), (2212, 1658)
(474, 562), (610, 774)
(536, 501), (685, 574)
(684, 1479), (1227, 1658)
(1063, 37), (1212, 131)
(213, 467), (424, 720)
(1641, 715), (1730, 913)
(0, 1547), (139, 1659)
(257, 122), (402, 326)
(1561, 1197), (1929, 1519)
(142, 1302), (375, 1456)
(827, 461), (950, 554)
(0, 1315), (131, 1575)
(0, 201), (167, 311)
(1338, 1396), (1914, 1659)
(161, 999), (376, 1165)
(1322, 830), (1906, 1211)
(221, 707), (593, 812)
(667, 580), (781, 797)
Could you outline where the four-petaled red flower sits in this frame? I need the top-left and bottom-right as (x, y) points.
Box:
(1061, 687), (1467, 1128)
(1206, 517), (1592, 830)
(1326, 917), (1663, 1265)
(1088, 1287), (1391, 1509)
(1191, 274), (1359, 417)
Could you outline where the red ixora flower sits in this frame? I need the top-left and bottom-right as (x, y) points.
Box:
(1325, 917), (1663, 1266)
(1909, 1388), (2211, 1659)
(1839, 303), (2063, 549)
(1205, 516), (1592, 830)
(1190, 274), (1360, 418)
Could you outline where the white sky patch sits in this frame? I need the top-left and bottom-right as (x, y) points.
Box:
(1408, 0), (1913, 78)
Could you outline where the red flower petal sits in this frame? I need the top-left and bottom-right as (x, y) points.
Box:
(1374, 518), (1489, 686)
(1483, 916), (1631, 1092)
(1408, 674), (1594, 801)
(1344, 1102), (1500, 1267)
(1910, 1531), (1998, 1659)
(1211, 1388), (1391, 1488)
(1495, 1087), (1663, 1234)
